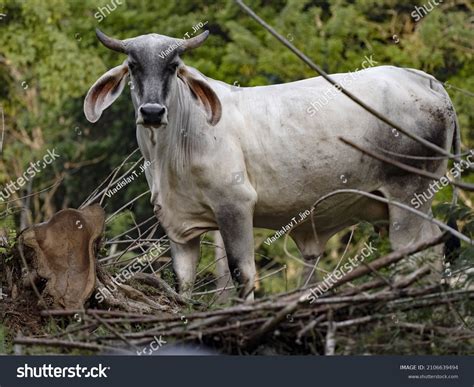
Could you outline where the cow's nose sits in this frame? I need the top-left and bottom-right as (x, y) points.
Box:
(139, 104), (167, 125)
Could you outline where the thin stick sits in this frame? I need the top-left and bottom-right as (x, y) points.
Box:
(107, 215), (156, 243)
(105, 190), (150, 223)
(193, 266), (287, 295)
(324, 309), (336, 355)
(309, 190), (472, 244)
(80, 148), (141, 208)
(134, 272), (197, 305)
(16, 242), (47, 308)
(13, 337), (127, 353)
(89, 310), (139, 351)
(0, 106), (5, 153)
(371, 142), (473, 161)
(100, 154), (144, 206)
(340, 137), (474, 191)
(0, 178), (64, 205)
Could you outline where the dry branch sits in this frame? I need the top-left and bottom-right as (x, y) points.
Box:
(340, 137), (474, 191)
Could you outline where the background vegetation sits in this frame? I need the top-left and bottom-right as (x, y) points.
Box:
(0, 0), (472, 354)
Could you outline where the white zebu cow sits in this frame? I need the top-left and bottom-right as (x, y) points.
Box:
(84, 30), (457, 300)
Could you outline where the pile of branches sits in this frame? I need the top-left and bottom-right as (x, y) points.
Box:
(1, 149), (472, 355)
(11, 234), (473, 355)
(2, 145), (472, 355)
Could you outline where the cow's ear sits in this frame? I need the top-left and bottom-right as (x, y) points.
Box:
(178, 67), (222, 126)
(84, 62), (129, 123)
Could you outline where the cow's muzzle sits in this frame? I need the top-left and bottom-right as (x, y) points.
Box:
(138, 103), (168, 127)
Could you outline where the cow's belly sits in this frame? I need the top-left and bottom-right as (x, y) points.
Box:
(253, 186), (387, 234)
(249, 135), (382, 217)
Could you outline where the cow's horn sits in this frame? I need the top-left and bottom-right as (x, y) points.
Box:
(96, 28), (126, 53)
(180, 30), (209, 52)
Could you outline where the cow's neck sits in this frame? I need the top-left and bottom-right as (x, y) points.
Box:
(138, 78), (213, 234)
(137, 80), (205, 202)
(154, 77), (210, 174)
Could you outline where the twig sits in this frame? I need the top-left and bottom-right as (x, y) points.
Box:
(105, 190), (150, 223)
(309, 190), (472, 244)
(340, 137), (474, 191)
(134, 272), (198, 305)
(80, 148), (141, 208)
(13, 337), (127, 353)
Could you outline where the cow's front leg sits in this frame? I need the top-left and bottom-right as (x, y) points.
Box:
(170, 237), (200, 298)
(215, 204), (256, 302)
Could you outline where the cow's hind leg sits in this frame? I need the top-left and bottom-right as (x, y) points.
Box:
(379, 186), (444, 278)
(171, 237), (200, 298)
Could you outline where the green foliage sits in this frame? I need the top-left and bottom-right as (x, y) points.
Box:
(0, 0), (472, 315)
(106, 209), (135, 238)
(0, 324), (7, 354)
(0, 0), (471, 220)
(0, 228), (16, 261)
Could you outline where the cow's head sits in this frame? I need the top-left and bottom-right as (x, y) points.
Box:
(84, 29), (221, 127)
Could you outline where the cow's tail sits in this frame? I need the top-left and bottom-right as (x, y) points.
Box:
(444, 108), (461, 262)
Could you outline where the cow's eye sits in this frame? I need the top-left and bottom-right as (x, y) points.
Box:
(128, 61), (137, 71)
(168, 62), (179, 72)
